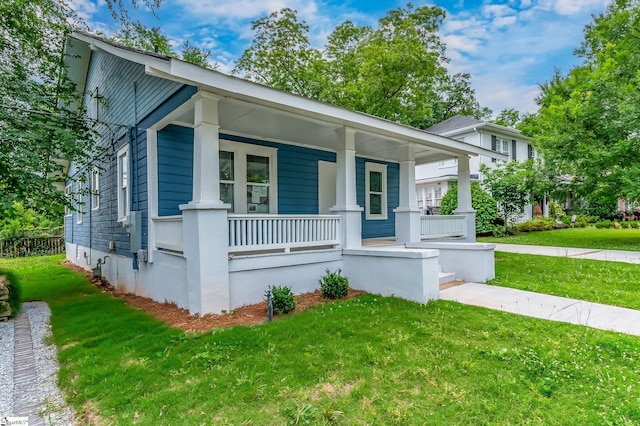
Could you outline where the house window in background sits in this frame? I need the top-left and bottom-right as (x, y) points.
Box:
(219, 151), (235, 212)
(365, 162), (387, 220)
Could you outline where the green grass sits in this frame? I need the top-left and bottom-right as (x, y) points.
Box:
(479, 227), (640, 251)
(491, 252), (640, 310)
(3, 255), (640, 424)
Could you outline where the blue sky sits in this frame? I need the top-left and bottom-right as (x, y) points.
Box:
(69, 0), (610, 116)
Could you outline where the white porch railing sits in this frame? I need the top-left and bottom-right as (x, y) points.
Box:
(154, 216), (184, 252)
(420, 215), (466, 239)
(228, 214), (341, 253)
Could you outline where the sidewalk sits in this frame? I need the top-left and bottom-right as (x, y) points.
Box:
(494, 243), (640, 264)
(440, 243), (640, 337)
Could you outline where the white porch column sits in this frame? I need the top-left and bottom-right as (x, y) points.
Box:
(330, 127), (362, 249)
(180, 91), (231, 315)
(394, 143), (421, 243)
(454, 155), (476, 242)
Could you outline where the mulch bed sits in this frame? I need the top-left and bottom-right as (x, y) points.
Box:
(62, 260), (365, 333)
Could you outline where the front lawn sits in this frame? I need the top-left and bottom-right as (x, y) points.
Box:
(479, 227), (640, 251)
(3, 255), (640, 425)
(491, 252), (640, 310)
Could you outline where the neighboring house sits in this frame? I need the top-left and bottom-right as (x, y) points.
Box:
(63, 32), (502, 315)
(416, 115), (542, 218)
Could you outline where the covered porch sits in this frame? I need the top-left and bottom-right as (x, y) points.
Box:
(143, 82), (499, 314)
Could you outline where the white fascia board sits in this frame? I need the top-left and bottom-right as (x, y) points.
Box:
(438, 122), (532, 142)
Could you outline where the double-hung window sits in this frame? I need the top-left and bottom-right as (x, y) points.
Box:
(117, 145), (130, 221)
(76, 183), (83, 224)
(219, 140), (277, 214)
(64, 185), (72, 217)
(91, 168), (100, 210)
(365, 162), (387, 220)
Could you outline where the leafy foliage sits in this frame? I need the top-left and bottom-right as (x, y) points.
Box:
(515, 217), (557, 232)
(234, 5), (490, 129)
(318, 268), (349, 299)
(439, 182), (498, 232)
(269, 285), (296, 314)
(1, 202), (61, 240)
(528, 0), (640, 203)
(2, 272), (22, 317)
(111, 22), (216, 69)
(480, 161), (535, 228)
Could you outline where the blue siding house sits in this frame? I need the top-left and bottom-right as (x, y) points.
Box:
(63, 32), (498, 315)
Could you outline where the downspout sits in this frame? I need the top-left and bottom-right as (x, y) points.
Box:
(131, 81), (139, 270)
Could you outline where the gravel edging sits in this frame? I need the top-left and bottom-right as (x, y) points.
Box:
(1, 302), (76, 425)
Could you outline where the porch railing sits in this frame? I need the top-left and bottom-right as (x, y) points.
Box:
(154, 216), (184, 252)
(228, 214), (341, 253)
(420, 215), (466, 239)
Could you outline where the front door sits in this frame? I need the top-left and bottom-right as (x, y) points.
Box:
(318, 160), (336, 214)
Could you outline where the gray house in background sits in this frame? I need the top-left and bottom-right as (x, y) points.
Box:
(417, 115), (541, 218)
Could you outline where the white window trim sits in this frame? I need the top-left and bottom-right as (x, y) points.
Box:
(365, 162), (387, 220)
(64, 185), (72, 217)
(117, 144), (130, 222)
(91, 168), (100, 211)
(76, 183), (83, 224)
(219, 139), (278, 214)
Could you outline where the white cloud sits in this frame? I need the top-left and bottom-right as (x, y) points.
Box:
(493, 15), (517, 27)
(536, 0), (609, 16)
(441, 34), (482, 54)
(482, 4), (517, 18)
(66, 0), (100, 21)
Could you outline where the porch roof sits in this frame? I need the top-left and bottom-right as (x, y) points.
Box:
(67, 32), (507, 165)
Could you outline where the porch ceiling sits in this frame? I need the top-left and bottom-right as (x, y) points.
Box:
(166, 96), (463, 164)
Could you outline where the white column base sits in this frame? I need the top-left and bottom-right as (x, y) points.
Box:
(453, 209), (476, 243)
(180, 203), (231, 314)
(330, 206), (363, 249)
(394, 207), (422, 243)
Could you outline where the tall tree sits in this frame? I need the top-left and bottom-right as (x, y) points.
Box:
(0, 0), (163, 216)
(530, 0), (640, 202)
(234, 4), (490, 129)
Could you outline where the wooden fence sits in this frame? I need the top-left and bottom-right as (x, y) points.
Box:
(0, 236), (65, 258)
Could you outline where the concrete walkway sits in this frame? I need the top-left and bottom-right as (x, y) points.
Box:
(494, 243), (640, 264)
(440, 244), (640, 337)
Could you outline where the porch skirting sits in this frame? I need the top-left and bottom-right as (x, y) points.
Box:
(66, 241), (494, 315)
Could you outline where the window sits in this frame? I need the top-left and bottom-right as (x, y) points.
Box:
(219, 140), (277, 214)
(64, 185), (72, 217)
(438, 159), (457, 168)
(76, 183), (83, 224)
(365, 162), (387, 220)
(91, 169), (100, 210)
(219, 151), (235, 212)
(491, 135), (510, 162)
(117, 145), (130, 221)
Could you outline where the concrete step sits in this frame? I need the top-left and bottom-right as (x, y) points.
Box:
(439, 271), (456, 285)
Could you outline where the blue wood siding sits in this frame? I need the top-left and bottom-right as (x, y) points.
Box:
(65, 48), (196, 258)
(156, 131), (399, 238)
(158, 125), (194, 216)
(356, 158), (399, 239)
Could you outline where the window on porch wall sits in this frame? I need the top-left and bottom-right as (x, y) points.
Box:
(218, 140), (277, 214)
(365, 162), (387, 220)
(117, 144), (130, 221)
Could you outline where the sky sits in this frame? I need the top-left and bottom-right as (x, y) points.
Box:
(68, 0), (611, 117)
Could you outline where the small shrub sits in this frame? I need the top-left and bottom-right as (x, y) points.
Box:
(548, 201), (566, 220)
(1, 272), (21, 318)
(595, 220), (613, 229)
(268, 285), (296, 314)
(319, 269), (349, 299)
(515, 217), (556, 232)
(533, 204), (543, 217)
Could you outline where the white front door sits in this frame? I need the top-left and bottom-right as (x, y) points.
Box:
(318, 160), (336, 214)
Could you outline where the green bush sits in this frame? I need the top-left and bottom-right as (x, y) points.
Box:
(440, 183), (498, 232)
(515, 217), (556, 232)
(595, 220), (613, 229)
(548, 200), (566, 220)
(269, 285), (296, 314)
(319, 269), (349, 299)
(1, 272), (21, 317)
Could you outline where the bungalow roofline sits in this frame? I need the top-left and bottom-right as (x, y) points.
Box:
(67, 31), (508, 163)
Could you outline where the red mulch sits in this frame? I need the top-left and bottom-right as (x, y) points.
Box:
(62, 260), (365, 333)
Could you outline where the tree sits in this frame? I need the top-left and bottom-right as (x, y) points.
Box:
(480, 161), (534, 228)
(111, 22), (216, 69)
(234, 4), (490, 129)
(0, 0), (162, 217)
(529, 0), (640, 203)
(439, 182), (497, 232)
(492, 108), (521, 128)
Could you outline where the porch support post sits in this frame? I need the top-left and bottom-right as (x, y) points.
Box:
(394, 143), (421, 243)
(180, 91), (231, 315)
(331, 127), (362, 249)
(454, 155), (476, 242)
